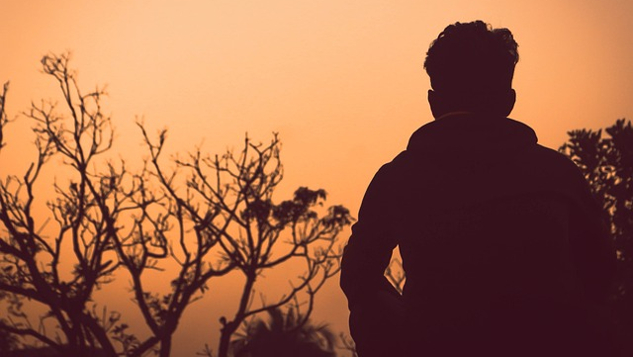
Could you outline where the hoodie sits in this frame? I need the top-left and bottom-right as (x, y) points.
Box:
(340, 113), (615, 356)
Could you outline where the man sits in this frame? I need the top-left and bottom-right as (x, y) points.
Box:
(340, 21), (616, 357)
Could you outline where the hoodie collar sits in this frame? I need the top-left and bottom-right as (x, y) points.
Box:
(407, 113), (537, 154)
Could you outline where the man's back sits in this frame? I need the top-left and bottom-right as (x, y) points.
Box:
(399, 195), (598, 356)
(340, 21), (616, 357)
(341, 114), (615, 356)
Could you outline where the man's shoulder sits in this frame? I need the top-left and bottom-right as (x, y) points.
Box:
(362, 150), (417, 195)
(373, 150), (414, 177)
(519, 144), (592, 200)
(528, 144), (582, 174)
(531, 143), (569, 160)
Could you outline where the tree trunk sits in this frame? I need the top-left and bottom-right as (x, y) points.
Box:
(217, 323), (237, 357)
(218, 273), (256, 357)
(159, 336), (171, 357)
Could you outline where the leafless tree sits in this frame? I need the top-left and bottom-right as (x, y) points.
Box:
(0, 53), (352, 357)
(141, 123), (353, 357)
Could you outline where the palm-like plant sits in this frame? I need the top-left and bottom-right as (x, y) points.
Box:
(231, 307), (337, 357)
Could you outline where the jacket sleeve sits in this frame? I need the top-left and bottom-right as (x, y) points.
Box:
(340, 163), (401, 310)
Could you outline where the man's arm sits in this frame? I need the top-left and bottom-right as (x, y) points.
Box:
(340, 164), (401, 309)
(340, 163), (406, 357)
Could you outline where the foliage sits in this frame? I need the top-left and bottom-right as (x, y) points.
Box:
(230, 306), (336, 357)
(338, 332), (358, 357)
(384, 256), (405, 295)
(560, 118), (633, 355)
(0, 53), (352, 357)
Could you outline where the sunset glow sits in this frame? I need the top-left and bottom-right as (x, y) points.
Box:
(1, 0), (632, 355)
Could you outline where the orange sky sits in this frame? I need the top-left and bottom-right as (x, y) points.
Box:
(1, 0), (633, 355)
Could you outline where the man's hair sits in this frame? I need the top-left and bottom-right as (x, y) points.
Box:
(424, 21), (519, 96)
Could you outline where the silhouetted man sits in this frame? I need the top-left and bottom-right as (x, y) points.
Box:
(340, 20), (616, 357)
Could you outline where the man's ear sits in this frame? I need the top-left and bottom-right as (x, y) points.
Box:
(501, 89), (516, 117)
(428, 90), (445, 119)
(427, 89), (435, 107)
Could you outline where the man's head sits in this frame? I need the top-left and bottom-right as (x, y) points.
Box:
(424, 20), (519, 118)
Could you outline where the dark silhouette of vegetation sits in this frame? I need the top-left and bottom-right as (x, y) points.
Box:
(0, 53), (352, 357)
(338, 332), (358, 357)
(0, 293), (18, 354)
(560, 118), (633, 356)
(230, 306), (336, 357)
(384, 256), (404, 295)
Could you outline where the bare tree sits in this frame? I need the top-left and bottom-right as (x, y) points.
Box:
(139, 125), (352, 357)
(0, 54), (126, 356)
(0, 53), (352, 357)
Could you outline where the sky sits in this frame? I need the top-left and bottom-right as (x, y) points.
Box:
(1, 0), (633, 355)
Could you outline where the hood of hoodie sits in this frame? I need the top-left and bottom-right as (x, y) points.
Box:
(406, 113), (538, 175)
